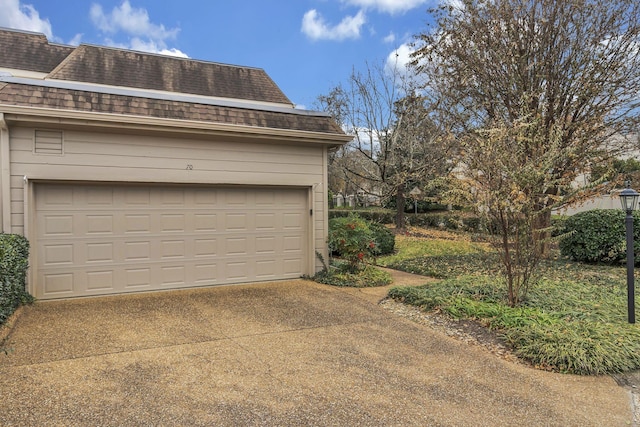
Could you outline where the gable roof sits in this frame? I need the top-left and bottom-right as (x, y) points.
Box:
(0, 27), (348, 142)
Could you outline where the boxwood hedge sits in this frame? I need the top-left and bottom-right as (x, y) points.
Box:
(0, 234), (32, 326)
(559, 209), (640, 266)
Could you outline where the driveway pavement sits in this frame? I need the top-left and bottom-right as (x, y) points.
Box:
(0, 279), (632, 426)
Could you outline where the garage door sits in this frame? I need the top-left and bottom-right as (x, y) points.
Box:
(34, 183), (308, 299)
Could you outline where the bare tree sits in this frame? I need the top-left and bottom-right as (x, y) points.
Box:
(413, 0), (640, 305)
(318, 61), (455, 228)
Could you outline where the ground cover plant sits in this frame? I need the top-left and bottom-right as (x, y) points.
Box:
(379, 228), (640, 375)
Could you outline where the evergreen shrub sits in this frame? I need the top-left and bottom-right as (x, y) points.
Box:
(559, 209), (640, 265)
(0, 234), (32, 326)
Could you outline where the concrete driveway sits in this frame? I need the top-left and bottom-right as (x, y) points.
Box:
(0, 279), (631, 426)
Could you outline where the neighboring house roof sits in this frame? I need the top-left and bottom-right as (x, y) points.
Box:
(0, 27), (347, 141)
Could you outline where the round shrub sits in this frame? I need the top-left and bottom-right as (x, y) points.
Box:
(368, 222), (395, 255)
(559, 209), (640, 265)
(328, 215), (377, 272)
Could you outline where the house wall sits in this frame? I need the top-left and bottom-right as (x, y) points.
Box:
(7, 125), (328, 273)
(554, 194), (620, 216)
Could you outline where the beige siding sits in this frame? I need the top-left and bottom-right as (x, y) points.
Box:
(8, 126), (329, 277)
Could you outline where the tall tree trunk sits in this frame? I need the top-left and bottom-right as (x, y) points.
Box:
(395, 185), (406, 230)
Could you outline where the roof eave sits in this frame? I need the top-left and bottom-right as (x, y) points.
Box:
(0, 104), (352, 146)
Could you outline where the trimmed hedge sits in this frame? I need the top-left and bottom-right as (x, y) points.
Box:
(329, 209), (396, 224)
(0, 234), (32, 326)
(329, 209), (483, 232)
(559, 209), (640, 266)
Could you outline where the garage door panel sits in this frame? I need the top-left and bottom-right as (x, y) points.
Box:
(86, 214), (114, 234)
(256, 236), (276, 254)
(255, 213), (276, 230)
(124, 187), (150, 205)
(43, 273), (74, 295)
(125, 268), (151, 288)
(160, 214), (186, 232)
(86, 242), (113, 263)
(124, 214), (151, 233)
(194, 238), (217, 257)
(256, 191), (276, 205)
(161, 240), (186, 259)
(256, 260), (276, 279)
(283, 258), (304, 275)
(194, 213), (217, 231)
(40, 215), (73, 236)
(283, 213), (303, 229)
(87, 187), (114, 205)
(86, 270), (114, 291)
(225, 190), (248, 206)
(161, 265), (186, 285)
(226, 261), (248, 280)
(35, 184), (308, 299)
(194, 263), (218, 283)
(283, 235), (303, 252)
(43, 244), (74, 265)
(193, 188), (218, 206)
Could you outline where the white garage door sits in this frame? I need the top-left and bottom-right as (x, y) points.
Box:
(34, 183), (308, 299)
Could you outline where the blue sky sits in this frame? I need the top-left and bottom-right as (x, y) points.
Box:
(0, 0), (437, 109)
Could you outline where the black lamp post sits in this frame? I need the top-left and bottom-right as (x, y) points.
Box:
(620, 181), (639, 324)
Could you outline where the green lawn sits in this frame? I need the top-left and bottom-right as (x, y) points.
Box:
(380, 232), (640, 375)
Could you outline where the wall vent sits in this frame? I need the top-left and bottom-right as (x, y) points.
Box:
(34, 130), (63, 155)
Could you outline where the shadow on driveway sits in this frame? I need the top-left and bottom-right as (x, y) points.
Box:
(0, 279), (631, 426)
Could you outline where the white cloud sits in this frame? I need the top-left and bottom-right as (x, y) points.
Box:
(301, 9), (366, 41)
(90, 1), (179, 40)
(90, 1), (188, 57)
(383, 32), (396, 43)
(385, 42), (418, 77)
(342, 0), (429, 15)
(0, 0), (53, 39)
(129, 37), (188, 58)
(68, 33), (83, 46)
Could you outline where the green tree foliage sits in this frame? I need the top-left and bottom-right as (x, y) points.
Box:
(590, 157), (640, 185)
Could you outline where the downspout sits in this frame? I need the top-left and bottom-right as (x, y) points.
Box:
(0, 113), (10, 233)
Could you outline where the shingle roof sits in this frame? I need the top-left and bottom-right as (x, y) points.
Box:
(0, 27), (346, 138)
(47, 45), (293, 104)
(0, 83), (344, 134)
(0, 28), (74, 73)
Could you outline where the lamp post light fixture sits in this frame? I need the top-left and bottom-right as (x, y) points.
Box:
(620, 181), (639, 324)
